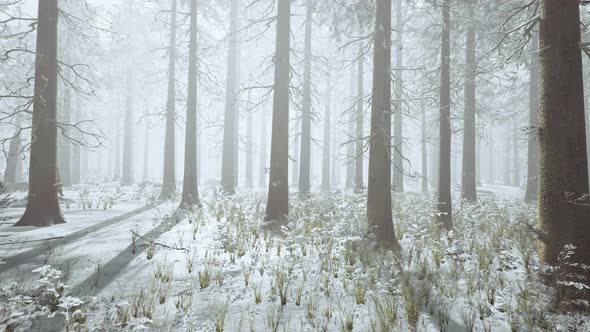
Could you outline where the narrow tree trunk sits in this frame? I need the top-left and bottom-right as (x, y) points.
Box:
(246, 108), (254, 188)
(392, 0), (404, 193)
(367, 0), (399, 248)
(4, 114), (21, 186)
(512, 118), (520, 187)
(461, 3), (477, 202)
(321, 72), (331, 192)
(354, 44), (364, 193)
(264, 0), (290, 227)
(504, 127), (511, 186)
(113, 124), (121, 181)
(291, 132), (299, 186)
(421, 109), (429, 193)
(476, 134), (481, 186)
(436, 0), (452, 230)
(345, 62), (355, 189)
(59, 83), (72, 188)
(524, 31), (539, 203)
(121, 79), (134, 186)
(298, 0), (312, 197)
(179, 0), (200, 208)
(71, 97), (81, 185)
(259, 109), (267, 188)
(160, 0), (177, 199)
(16, 0), (64, 227)
(221, 0), (240, 195)
(488, 131), (494, 184)
(143, 122), (149, 182)
(538, 0), (590, 269)
(331, 111), (338, 187)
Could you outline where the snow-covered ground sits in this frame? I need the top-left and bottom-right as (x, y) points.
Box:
(0, 184), (588, 331)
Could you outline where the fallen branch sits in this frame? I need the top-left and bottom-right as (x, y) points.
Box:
(130, 230), (188, 252)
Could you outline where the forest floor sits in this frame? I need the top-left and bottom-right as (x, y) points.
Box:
(0, 182), (589, 331)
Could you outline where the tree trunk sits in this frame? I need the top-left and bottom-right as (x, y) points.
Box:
(476, 134), (481, 186)
(71, 97), (81, 185)
(143, 122), (149, 182)
(59, 83), (72, 188)
(538, 0), (590, 269)
(504, 127), (511, 186)
(512, 118), (520, 187)
(4, 114), (21, 186)
(179, 0), (201, 209)
(160, 0), (177, 199)
(524, 31), (539, 203)
(421, 109), (428, 193)
(246, 106), (254, 188)
(461, 3), (477, 202)
(345, 62), (355, 190)
(367, 0), (399, 249)
(354, 44), (364, 193)
(121, 77), (134, 186)
(436, 0), (452, 230)
(259, 109), (267, 188)
(392, 0), (404, 193)
(291, 131), (299, 186)
(264, 0), (290, 227)
(221, 0), (240, 195)
(298, 0), (312, 197)
(113, 124), (121, 181)
(488, 131), (494, 184)
(16, 0), (64, 227)
(321, 72), (331, 192)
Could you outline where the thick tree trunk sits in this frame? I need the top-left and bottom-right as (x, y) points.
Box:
(538, 0), (590, 270)
(298, 0), (312, 197)
(16, 0), (64, 227)
(524, 31), (539, 203)
(421, 110), (428, 193)
(160, 0), (177, 199)
(71, 97), (81, 185)
(392, 0), (404, 193)
(179, 0), (200, 208)
(461, 3), (477, 202)
(367, 0), (399, 248)
(221, 0), (240, 195)
(264, 0), (290, 227)
(436, 0), (452, 230)
(354, 44), (364, 193)
(121, 81), (134, 186)
(321, 72), (331, 192)
(259, 109), (267, 188)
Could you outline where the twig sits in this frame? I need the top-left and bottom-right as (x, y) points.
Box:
(130, 230), (188, 251)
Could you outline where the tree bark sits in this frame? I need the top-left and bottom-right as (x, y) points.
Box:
(461, 2), (477, 202)
(160, 0), (177, 199)
(291, 131), (299, 186)
(16, 0), (64, 227)
(392, 0), (404, 193)
(221, 0), (240, 195)
(58, 83), (72, 188)
(512, 118), (520, 187)
(298, 0), (312, 197)
(524, 31), (539, 203)
(345, 63), (355, 190)
(436, 0), (452, 230)
(264, 0), (290, 227)
(538, 0), (590, 269)
(367, 0), (399, 248)
(179, 0), (201, 209)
